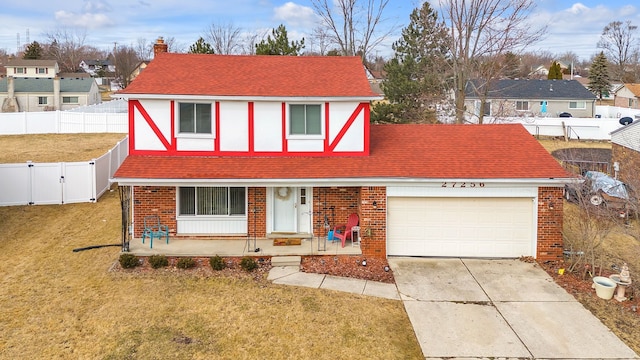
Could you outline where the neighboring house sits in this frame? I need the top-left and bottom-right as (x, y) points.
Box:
(611, 121), (640, 185)
(465, 79), (597, 119)
(0, 76), (101, 112)
(528, 64), (549, 79)
(79, 59), (115, 76)
(5, 59), (59, 78)
(613, 84), (640, 110)
(112, 53), (571, 261)
(128, 61), (150, 84)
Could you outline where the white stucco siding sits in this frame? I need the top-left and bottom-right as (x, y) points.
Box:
(219, 102), (249, 152)
(328, 102), (365, 152)
(253, 102), (283, 152)
(134, 99), (171, 151)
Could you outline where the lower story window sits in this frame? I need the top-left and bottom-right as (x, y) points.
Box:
(38, 97), (48, 105)
(63, 96), (79, 104)
(179, 187), (246, 216)
(515, 101), (529, 111)
(569, 101), (585, 109)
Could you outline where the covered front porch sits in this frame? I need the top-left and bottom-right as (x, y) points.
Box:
(127, 237), (363, 258)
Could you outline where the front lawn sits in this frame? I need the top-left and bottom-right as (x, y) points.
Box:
(0, 189), (421, 359)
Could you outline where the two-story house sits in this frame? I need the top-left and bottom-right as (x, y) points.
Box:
(113, 53), (571, 260)
(0, 59), (101, 112)
(5, 59), (59, 77)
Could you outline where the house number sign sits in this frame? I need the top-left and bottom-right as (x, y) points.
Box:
(441, 182), (485, 188)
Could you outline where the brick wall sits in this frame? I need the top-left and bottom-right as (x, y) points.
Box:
(310, 186), (387, 259)
(612, 143), (640, 186)
(537, 187), (564, 261)
(311, 187), (360, 237)
(132, 186), (268, 239)
(360, 186), (387, 259)
(133, 186), (177, 237)
(247, 187), (267, 238)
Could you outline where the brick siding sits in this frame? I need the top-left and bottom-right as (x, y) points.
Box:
(537, 187), (564, 261)
(131, 185), (563, 261)
(612, 143), (640, 186)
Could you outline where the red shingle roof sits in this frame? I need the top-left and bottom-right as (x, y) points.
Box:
(117, 53), (379, 98)
(114, 124), (571, 181)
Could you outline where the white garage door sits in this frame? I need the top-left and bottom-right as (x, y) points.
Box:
(387, 197), (534, 258)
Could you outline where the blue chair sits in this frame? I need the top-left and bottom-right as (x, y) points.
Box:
(142, 215), (169, 249)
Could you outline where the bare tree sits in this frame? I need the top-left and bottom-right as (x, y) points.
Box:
(309, 26), (331, 55)
(134, 38), (153, 61)
(241, 29), (270, 55)
(113, 45), (140, 88)
(205, 22), (242, 54)
(310, 0), (396, 59)
(597, 21), (640, 82)
(43, 27), (89, 72)
(439, 0), (546, 124)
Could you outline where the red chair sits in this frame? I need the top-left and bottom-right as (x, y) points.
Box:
(333, 213), (359, 248)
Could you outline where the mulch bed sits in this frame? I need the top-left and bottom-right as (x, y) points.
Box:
(300, 255), (395, 283)
(112, 254), (395, 283)
(539, 259), (639, 314)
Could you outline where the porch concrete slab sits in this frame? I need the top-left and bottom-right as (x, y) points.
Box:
(363, 281), (400, 300)
(266, 266), (301, 281)
(321, 275), (366, 295)
(463, 259), (576, 302)
(128, 238), (362, 258)
(388, 258), (488, 302)
(497, 301), (638, 359)
(404, 300), (530, 358)
(271, 271), (326, 289)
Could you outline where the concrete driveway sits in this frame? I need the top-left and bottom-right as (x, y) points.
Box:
(389, 257), (638, 359)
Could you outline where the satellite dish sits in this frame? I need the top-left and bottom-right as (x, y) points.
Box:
(619, 117), (633, 125)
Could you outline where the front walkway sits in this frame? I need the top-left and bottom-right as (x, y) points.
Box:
(128, 237), (362, 257)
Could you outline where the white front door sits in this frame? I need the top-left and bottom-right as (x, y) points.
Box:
(272, 187), (312, 233)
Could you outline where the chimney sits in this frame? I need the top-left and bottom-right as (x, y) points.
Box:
(53, 77), (60, 110)
(153, 37), (168, 58)
(7, 76), (14, 98)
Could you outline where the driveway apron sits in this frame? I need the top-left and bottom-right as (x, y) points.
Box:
(389, 257), (638, 359)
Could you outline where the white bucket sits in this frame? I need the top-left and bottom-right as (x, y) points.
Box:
(593, 276), (617, 300)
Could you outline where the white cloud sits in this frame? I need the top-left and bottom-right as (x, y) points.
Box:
(54, 10), (114, 28)
(273, 2), (317, 27)
(567, 3), (589, 15)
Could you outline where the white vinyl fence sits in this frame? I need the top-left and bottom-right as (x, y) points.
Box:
(0, 110), (127, 134)
(492, 106), (640, 140)
(0, 136), (128, 206)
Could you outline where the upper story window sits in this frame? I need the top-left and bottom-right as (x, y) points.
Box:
(515, 101), (529, 111)
(569, 101), (586, 109)
(179, 103), (212, 134)
(62, 96), (79, 104)
(289, 104), (321, 135)
(179, 187), (246, 216)
(37, 68), (47, 74)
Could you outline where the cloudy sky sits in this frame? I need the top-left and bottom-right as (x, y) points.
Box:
(0, 0), (638, 61)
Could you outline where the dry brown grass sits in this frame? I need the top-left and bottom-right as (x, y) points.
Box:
(0, 133), (126, 163)
(544, 138), (640, 354)
(537, 137), (612, 154)
(0, 189), (421, 359)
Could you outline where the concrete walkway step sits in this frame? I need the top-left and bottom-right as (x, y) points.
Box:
(271, 255), (301, 267)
